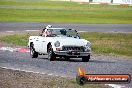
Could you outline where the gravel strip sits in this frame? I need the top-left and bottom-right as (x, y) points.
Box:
(0, 67), (107, 88)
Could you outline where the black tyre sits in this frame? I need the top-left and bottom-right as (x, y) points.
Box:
(48, 45), (56, 61)
(30, 43), (38, 58)
(76, 75), (86, 85)
(82, 55), (90, 62)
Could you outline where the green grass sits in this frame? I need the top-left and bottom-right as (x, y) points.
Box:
(0, 34), (29, 46)
(80, 32), (132, 56)
(0, 32), (132, 57)
(0, 0), (132, 23)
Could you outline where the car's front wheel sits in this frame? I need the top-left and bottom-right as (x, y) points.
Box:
(30, 43), (38, 58)
(82, 55), (90, 62)
(48, 45), (56, 61)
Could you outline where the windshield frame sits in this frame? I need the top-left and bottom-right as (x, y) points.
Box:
(47, 28), (79, 38)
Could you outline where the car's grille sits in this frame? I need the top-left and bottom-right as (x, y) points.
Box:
(62, 46), (84, 52)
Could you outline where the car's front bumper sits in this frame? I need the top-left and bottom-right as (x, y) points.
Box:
(54, 51), (91, 57)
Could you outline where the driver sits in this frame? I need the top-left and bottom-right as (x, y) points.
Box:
(42, 29), (52, 37)
(41, 25), (52, 37)
(46, 29), (52, 37)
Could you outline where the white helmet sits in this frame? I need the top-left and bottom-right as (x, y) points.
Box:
(46, 25), (52, 29)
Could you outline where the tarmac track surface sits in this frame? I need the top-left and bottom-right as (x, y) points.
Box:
(0, 22), (132, 32)
(0, 50), (132, 88)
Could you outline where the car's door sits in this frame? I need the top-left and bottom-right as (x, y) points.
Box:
(38, 37), (48, 54)
(33, 36), (42, 52)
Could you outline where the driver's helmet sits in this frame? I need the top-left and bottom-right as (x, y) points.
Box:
(46, 25), (52, 29)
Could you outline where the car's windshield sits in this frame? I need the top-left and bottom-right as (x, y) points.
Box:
(48, 28), (79, 38)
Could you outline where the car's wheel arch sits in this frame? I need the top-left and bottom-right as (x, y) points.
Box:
(47, 42), (52, 53)
(30, 42), (38, 58)
(30, 42), (33, 48)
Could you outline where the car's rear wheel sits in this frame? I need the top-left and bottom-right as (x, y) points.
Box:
(48, 45), (56, 61)
(82, 55), (90, 62)
(30, 43), (38, 58)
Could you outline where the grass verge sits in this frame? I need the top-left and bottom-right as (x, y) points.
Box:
(80, 32), (132, 57)
(0, 0), (132, 23)
(0, 32), (132, 57)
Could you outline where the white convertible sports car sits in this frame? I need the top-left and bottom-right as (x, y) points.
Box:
(28, 27), (91, 62)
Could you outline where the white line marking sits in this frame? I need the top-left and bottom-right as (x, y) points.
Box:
(26, 51), (30, 53)
(25, 30), (39, 32)
(0, 66), (48, 75)
(61, 76), (66, 78)
(0, 66), (67, 79)
(109, 3), (121, 5)
(105, 84), (128, 88)
(78, 31), (87, 32)
(79, 2), (132, 6)
(0, 47), (15, 52)
(6, 31), (14, 32)
(55, 75), (59, 77)
(48, 73), (53, 76)
(0, 47), (29, 53)
(89, 3), (100, 4)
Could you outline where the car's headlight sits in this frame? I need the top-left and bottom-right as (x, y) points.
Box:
(84, 42), (91, 52)
(54, 41), (60, 47)
(86, 42), (91, 48)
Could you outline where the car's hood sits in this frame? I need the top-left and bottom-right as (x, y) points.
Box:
(46, 37), (88, 46)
